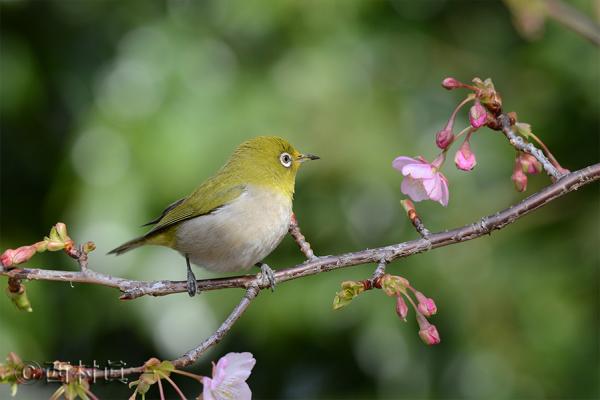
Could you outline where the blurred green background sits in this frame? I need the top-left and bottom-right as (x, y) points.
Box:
(1, 0), (598, 398)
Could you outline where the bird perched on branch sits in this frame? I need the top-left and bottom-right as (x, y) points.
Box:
(109, 136), (319, 296)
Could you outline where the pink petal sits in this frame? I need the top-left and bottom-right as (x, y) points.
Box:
(423, 174), (443, 202)
(392, 156), (419, 172)
(205, 381), (252, 400)
(438, 175), (449, 206)
(231, 382), (252, 400)
(402, 163), (434, 179)
(401, 177), (430, 202)
(421, 172), (449, 206)
(221, 352), (256, 383)
(202, 378), (216, 400)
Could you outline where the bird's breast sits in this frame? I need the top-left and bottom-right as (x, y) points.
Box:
(175, 186), (292, 272)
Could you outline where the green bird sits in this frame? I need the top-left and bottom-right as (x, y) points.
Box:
(109, 136), (319, 296)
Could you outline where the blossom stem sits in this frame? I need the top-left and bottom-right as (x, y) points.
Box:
(526, 131), (565, 171)
(157, 376), (165, 400)
(82, 386), (100, 400)
(446, 94), (476, 130)
(453, 126), (475, 143)
(403, 291), (420, 313)
(171, 369), (205, 383)
(163, 375), (187, 400)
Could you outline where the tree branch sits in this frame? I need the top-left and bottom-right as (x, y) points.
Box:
(3, 163), (598, 300)
(1, 164), (597, 383)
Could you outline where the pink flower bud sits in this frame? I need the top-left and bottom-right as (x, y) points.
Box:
(396, 296), (409, 321)
(469, 100), (487, 128)
(418, 324), (441, 346)
(512, 165), (528, 192)
(441, 77), (462, 90)
(1, 249), (15, 267)
(415, 291), (437, 317)
(518, 153), (542, 174)
(0, 245), (37, 267)
(454, 140), (476, 171)
(12, 246), (37, 265)
(435, 128), (454, 149)
(417, 298), (437, 317)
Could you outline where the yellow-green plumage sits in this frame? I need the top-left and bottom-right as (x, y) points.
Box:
(109, 136), (317, 275)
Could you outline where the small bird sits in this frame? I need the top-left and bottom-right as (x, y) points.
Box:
(109, 136), (319, 296)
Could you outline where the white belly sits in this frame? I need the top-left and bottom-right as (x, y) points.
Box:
(174, 185), (292, 273)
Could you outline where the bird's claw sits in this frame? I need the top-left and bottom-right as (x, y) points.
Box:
(257, 263), (276, 291)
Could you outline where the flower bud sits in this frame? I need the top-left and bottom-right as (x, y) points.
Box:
(395, 296), (409, 321)
(518, 153), (542, 174)
(454, 140), (476, 171)
(380, 274), (410, 296)
(1, 249), (15, 268)
(46, 240), (66, 251)
(417, 298), (437, 317)
(6, 285), (32, 312)
(83, 241), (96, 254)
(34, 241), (48, 252)
(435, 128), (454, 149)
(11, 246), (37, 265)
(415, 291), (437, 316)
(333, 281), (365, 310)
(441, 77), (462, 90)
(418, 324), (441, 346)
(0, 246), (37, 267)
(512, 164), (528, 192)
(514, 122), (532, 138)
(469, 100), (487, 128)
(486, 92), (502, 113)
(55, 223), (69, 242)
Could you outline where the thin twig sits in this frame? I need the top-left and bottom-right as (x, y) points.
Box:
(288, 213), (317, 260)
(545, 0), (600, 47)
(498, 114), (565, 180)
(401, 199), (431, 238)
(172, 285), (260, 368)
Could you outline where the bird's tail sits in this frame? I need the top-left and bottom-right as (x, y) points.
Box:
(108, 236), (147, 256)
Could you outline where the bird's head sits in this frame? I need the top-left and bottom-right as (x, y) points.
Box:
(227, 136), (319, 197)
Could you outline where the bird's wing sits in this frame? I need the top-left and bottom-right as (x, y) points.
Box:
(146, 183), (246, 235)
(142, 198), (186, 227)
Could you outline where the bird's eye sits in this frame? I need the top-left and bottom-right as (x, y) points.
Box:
(279, 152), (292, 168)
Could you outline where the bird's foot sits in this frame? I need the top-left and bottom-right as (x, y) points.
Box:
(187, 268), (198, 297)
(256, 262), (276, 291)
(186, 255), (198, 297)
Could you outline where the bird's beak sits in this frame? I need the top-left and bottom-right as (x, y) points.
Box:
(298, 153), (320, 163)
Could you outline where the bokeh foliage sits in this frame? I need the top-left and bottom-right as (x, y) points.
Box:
(1, 0), (598, 398)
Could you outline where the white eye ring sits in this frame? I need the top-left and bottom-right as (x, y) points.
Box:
(279, 152), (292, 168)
